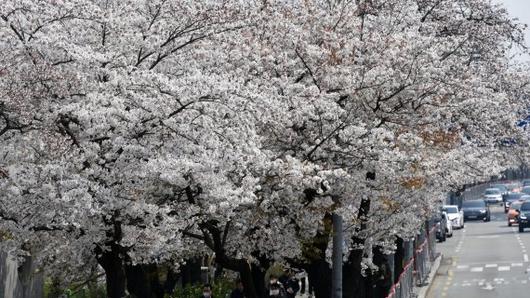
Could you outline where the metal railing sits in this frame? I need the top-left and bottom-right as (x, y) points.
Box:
(385, 258), (414, 298)
(386, 225), (437, 298)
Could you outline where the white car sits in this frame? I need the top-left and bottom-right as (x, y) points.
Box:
(483, 188), (503, 205)
(443, 205), (464, 229)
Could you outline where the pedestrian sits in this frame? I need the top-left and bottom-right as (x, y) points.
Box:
(230, 279), (245, 298)
(201, 284), (214, 298)
(267, 274), (287, 298)
(279, 270), (300, 298)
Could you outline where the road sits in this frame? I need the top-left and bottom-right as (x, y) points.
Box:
(427, 205), (530, 297)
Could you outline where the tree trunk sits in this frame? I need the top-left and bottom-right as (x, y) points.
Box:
(163, 267), (179, 294)
(251, 262), (267, 297)
(372, 247), (392, 298)
(96, 249), (127, 298)
(393, 237), (404, 282)
(343, 249), (366, 298)
(216, 255), (261, 298)
(343, 195), (371, 298)
(239, 262), (260, 298)
(125, 264), (164, 298)
(181, 258), (202, 286)
(305, 259), (332, 298)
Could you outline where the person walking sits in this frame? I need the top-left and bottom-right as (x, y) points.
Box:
(279, 270), (300, 298)
(201, 284), (214, 298)
(267, 275), (287, 298)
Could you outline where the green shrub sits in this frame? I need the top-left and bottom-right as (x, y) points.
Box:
(167, 278), (234, 298)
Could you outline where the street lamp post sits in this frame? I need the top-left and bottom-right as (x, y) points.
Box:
(332, 212), (343, 298)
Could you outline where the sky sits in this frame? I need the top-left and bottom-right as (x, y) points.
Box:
(499, 0), (530, 59)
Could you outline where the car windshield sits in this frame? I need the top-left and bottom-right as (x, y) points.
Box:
(462, 201), (485, 208)
(443, 207), (458, 213)
(485, 189), (500, 195)
(506, 193), (524, 201)
(491, 184), (507, 192)
(521, 202), (530, 211)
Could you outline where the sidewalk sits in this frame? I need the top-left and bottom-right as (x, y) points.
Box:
(414, 254), (443, 298)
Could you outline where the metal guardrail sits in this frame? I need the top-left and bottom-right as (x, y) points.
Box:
(386, 258), (414, 298)
(386, 226), (437, 298)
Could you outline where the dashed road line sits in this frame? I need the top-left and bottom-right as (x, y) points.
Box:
(498, 266), (510, 271)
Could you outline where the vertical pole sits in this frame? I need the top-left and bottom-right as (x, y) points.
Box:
(332, 213), (343, 298)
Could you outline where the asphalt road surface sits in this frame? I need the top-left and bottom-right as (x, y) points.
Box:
(427, 205), (530, 298)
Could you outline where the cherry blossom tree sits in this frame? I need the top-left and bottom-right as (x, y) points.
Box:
(1, 0), (529, 298)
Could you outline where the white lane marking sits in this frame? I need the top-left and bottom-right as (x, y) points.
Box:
(524, 254), (528, 262)
(485, 264), (498, 268)
(481, 283), (495, 290)
(523, 280), (528, 284)
(471, 267), (484, 272)
(498, 266), (511, 271)
(457, 265), (469, 270)
(512, 263), (523, 267)
(494, 278), (504, 284)
(478, 235), (499, 238)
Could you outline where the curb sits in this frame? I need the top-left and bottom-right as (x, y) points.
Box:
(416, 254), (443, 298)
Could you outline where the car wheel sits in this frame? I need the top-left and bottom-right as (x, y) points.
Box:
(519, 226), (524, 233)
(509, 222), (512, 227)
(442, 233), (446, 241)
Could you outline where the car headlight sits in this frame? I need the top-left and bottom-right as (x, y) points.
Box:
(480, 210), (486, 213)
(521, 215), (527, 220)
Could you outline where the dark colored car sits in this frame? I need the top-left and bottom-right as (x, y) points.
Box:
(504, 192), (526, 213)
(434, 212), (448, 242)
(462, 200), (490, 221)
(522, 180), (530, 187)
(517, 201), (530, 232)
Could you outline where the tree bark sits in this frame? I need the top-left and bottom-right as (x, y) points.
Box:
(125, 264), (164, 298)
(306, 259), (332, 298)
(181, 258), (202, 286)
(393, 237), (404, 283)
(343, 194), (371, 298)
(96, 248), (127, 298)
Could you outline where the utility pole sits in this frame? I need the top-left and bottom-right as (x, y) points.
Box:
(332, 212), (343, 298)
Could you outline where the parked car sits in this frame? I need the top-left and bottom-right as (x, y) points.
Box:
(522, 179), (530, 187)
(435, 212), (449, 241)
(462, 199), (490, 221)
(483, 188), (503, 205)
(522, 186), (530, 195)
(508, 200), (525, 226)
(504, 192), (525, 213)
(516, 201), (530, 232)
(442, 205), (464, 229)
